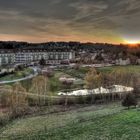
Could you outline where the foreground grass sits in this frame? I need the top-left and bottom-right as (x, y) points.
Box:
(1, 65), (139, 139)
(0, 103), (140, 140)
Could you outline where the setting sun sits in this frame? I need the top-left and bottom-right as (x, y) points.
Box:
(124, 39), (140, 45)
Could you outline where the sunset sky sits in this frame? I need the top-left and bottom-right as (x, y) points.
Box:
(0, 0), (140, 44)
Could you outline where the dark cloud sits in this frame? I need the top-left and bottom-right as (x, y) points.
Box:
(0, 0), (140, 43)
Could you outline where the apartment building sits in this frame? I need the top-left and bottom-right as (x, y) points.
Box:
(0, 49), (75, 66)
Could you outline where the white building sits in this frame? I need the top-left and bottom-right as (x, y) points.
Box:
(137, 59), (140, 65)
(0, 49), (75, 66)
(116, 58), (130, 66)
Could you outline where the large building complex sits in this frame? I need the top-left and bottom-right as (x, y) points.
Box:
(0, 49), (75, 66)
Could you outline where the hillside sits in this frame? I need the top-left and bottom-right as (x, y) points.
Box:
(0, 102), (140, 140)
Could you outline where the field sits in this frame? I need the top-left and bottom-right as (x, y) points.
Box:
(44, 65), (140, 93)
(96, 65), (140, 74)
(48, 71), (83, 92)
(1, 65), (140, 93)
(59, 65), (140, 79)
(0, 102), (140, 140)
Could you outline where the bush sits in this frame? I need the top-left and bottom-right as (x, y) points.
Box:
(15, 65), (24, 71)
(0, 92), (11, 107)
(11, 106), (30, 119)
(122, 93), (137, 109)
(0, 114), (10, 126)
(0, 72), (8, 78)
(16, 71), (23, 77)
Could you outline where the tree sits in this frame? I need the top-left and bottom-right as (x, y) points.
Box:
(110, 68), (134, 87)
(0, 85), (13, 107)
(7, 83), (28, 117)
(62, 79), (73, 108)
(73, 64), (80, 70)
(84, 68), (102, 103)
(15, 65), (24, 71)
(122, 94), (137, 109)
(30, 75), (48, 106)
(39, 57), (46, 67)
(84, 68), (101, 89)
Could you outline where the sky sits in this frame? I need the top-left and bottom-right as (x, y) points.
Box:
(0, 0), (140, 44)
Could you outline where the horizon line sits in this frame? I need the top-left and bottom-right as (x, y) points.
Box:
(1, 40), (139, 46)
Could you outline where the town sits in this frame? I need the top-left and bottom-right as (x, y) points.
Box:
(0, 46), (140, 139)
(0, 41), (139, 67)
(0, 0), (140, 138)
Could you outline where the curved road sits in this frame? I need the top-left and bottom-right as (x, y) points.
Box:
(0, 67), (38, 84)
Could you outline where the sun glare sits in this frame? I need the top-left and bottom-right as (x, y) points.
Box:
(123, 39), (140, 47)
(124, 39), (140, 45)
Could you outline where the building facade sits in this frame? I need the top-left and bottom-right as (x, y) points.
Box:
(0, 49), (75, 66)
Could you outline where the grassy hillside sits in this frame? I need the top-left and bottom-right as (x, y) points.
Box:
(0, 103), (140, 140)
(0, 65), (139, 140)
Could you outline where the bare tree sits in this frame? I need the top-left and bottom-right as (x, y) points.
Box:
(62, 80), (73, 108)
(30, 75), (48, 106)
(9, 82), (28, 117)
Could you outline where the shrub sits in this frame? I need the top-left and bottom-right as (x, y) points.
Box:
(122, 93), (137, 109)
(0, 92), (11, 107)
(16, 71), (23, 77)
(0, 114), (10, 126)
(11, 106), (30, 118)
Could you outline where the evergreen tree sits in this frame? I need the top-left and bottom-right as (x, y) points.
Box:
(122, 94), (137, 109)
(39, 57), (46, 66)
